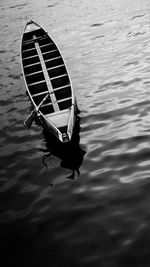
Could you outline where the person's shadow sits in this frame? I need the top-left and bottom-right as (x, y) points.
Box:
(39, 116), (86, 180)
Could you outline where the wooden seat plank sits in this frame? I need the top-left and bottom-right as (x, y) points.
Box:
(33, 35), (59, 112)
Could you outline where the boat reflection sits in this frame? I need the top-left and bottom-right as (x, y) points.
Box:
(40, 116), (86, 180)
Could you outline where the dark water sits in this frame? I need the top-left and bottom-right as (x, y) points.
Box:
(1, 0), (150, 266)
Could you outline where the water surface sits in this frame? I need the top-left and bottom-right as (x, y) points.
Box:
(1, 0), (150, 266)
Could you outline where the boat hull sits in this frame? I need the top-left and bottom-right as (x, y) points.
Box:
(21, 20), (77, 143)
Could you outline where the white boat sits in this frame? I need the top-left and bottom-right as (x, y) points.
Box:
(21, 20), (77, 143)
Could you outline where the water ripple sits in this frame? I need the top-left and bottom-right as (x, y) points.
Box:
(1, 0), (150, 266)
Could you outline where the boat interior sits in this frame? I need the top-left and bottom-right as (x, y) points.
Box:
(22, 25), (73, 133)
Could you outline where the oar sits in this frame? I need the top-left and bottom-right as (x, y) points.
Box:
(24, 93), (49, 128)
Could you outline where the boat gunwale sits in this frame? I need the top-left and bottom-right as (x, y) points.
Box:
(21, 20), (76, 142)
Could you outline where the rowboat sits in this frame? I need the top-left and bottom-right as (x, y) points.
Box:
(21, 20), (77, 143)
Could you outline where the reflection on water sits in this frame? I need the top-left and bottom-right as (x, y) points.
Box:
(40, 116), (86, 180)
